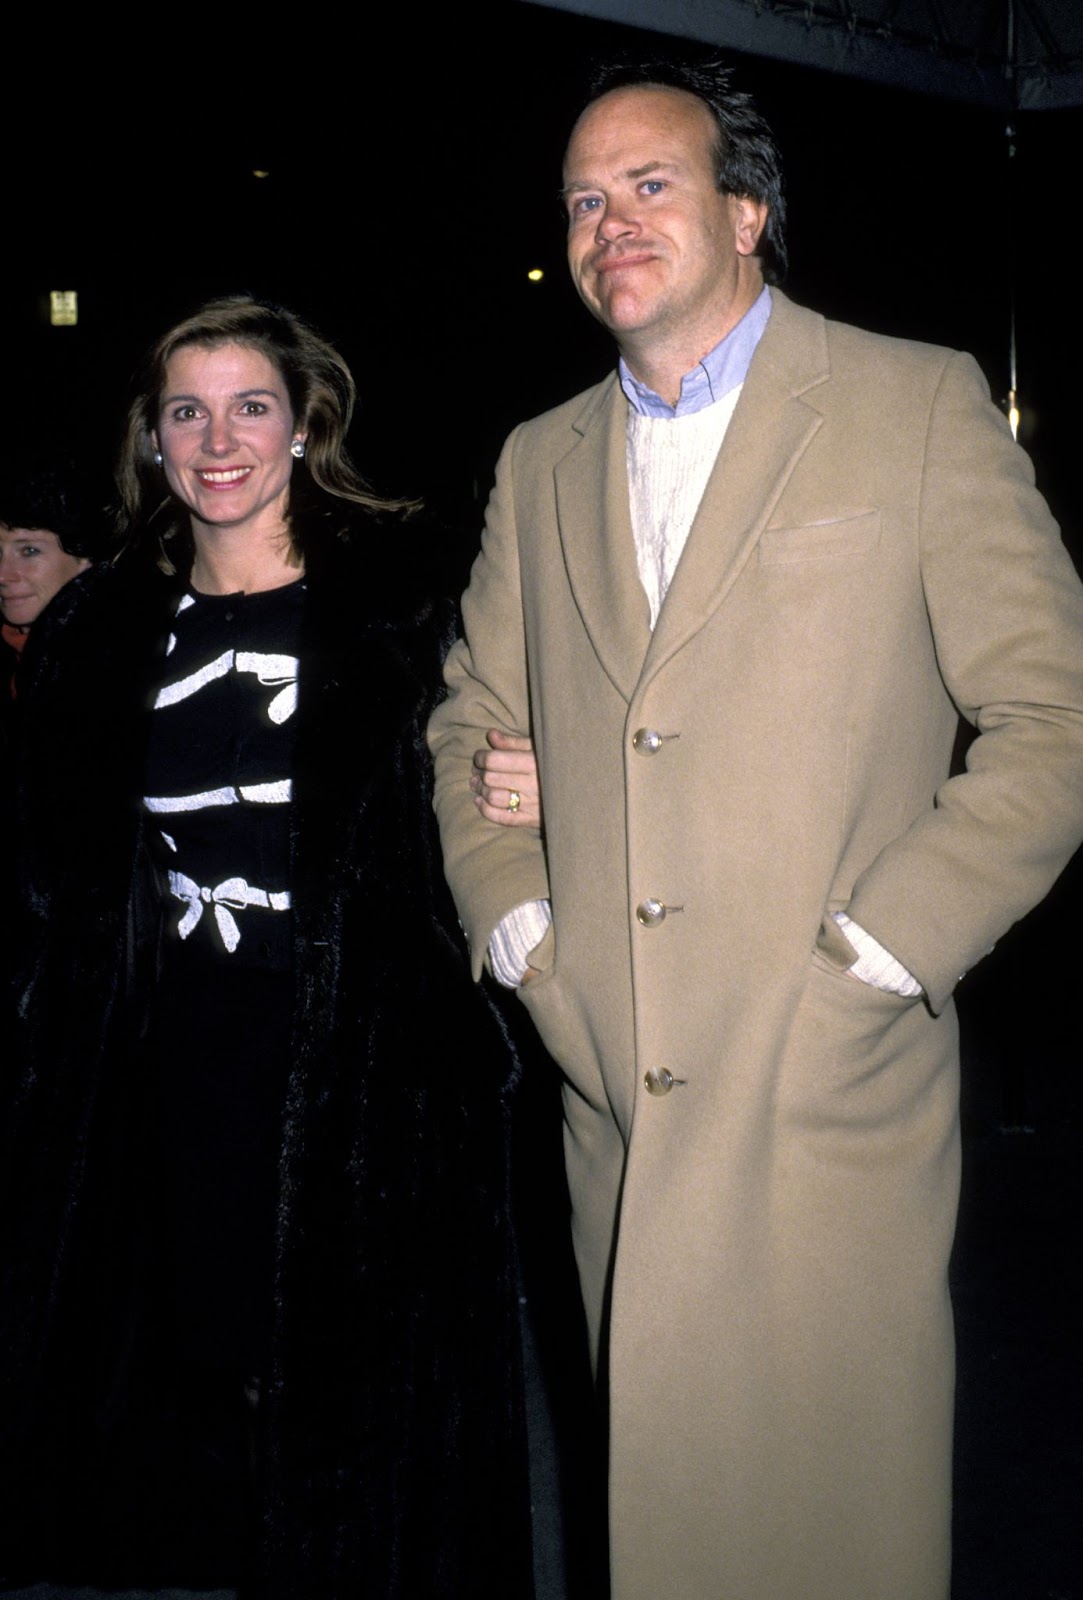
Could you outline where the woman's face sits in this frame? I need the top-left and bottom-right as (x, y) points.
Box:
(0, 524), (89, 630)
(153, 342), (303, 541)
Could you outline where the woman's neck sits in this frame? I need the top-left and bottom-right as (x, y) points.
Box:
(189, 525), (303, 596)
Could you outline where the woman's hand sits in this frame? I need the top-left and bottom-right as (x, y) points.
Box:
(471, 730), (542, 828)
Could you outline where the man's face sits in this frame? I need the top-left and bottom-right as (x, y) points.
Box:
(562, 86), (766, 361)
(0, 525), (89, 630)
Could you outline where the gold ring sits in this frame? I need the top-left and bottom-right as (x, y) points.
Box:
(508, 790), (521, 813)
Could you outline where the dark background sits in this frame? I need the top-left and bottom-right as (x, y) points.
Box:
(4, 3), (1080, 1594)
(5, 2), (1081, 558)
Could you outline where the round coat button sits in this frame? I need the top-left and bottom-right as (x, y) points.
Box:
(636, 898), (667, 926)
(644, 1068), (674, 1096)
(632, 728), (663, 755)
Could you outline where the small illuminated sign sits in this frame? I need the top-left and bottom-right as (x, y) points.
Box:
(50, 290), (78, 326)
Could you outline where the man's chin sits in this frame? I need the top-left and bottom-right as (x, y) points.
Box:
(588, 292), (659, 339)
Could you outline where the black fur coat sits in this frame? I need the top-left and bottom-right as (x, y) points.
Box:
(0, 533), (534, 1597)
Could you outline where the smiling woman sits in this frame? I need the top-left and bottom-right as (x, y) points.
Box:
(154, 343), (301, 552)
(1, 298), (533, 1598)
(116, 297), (411, 588)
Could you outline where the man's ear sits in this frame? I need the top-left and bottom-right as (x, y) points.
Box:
(733, 196), (769, 258)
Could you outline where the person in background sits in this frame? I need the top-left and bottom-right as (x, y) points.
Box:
(0, 297), (533, 1599)
(0, 460), (92, 703)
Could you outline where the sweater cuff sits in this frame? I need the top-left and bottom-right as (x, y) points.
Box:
(832, 911), (923, 998)
(489, 899), (553, 988)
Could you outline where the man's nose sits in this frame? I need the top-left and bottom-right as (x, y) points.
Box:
(595, 200), (638, 243)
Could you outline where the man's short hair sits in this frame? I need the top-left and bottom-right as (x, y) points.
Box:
(583, 58), (787, 284)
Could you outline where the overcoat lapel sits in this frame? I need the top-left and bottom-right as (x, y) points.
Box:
(642, 294), (832, 682)
(554, 378), (651, 703)
(551, 295), (833, 694)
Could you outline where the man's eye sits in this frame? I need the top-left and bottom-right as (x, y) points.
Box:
(641, 180), (665, 196)
(571, 195), (602, 218)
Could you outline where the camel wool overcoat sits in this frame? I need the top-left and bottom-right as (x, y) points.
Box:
(428, 291), (1083, 1600)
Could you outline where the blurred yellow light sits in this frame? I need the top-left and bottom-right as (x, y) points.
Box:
(50, 290), (78, 327)
(527, 268), (544, 282)
(253, 169), (270, 179)
(1007, 388), (1020, 441)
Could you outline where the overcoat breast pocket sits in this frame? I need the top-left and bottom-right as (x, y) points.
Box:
(757, 508), (881, 564)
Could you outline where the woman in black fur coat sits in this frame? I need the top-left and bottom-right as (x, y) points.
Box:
(0, 298), (534, 1597)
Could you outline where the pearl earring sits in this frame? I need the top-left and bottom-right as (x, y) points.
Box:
(290, 439), (306, 460)
(153, 451), (163, 466)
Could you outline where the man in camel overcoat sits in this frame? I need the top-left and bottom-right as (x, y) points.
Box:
(428, 59), (1083, 1600)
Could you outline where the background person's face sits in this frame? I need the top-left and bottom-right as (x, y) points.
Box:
(0, 525), (89, 629)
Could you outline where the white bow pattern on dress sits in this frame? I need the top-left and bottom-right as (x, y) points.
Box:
(168, 870), (291, 954)
(151, 625), (298, 953)
(154, 650), (299, 724)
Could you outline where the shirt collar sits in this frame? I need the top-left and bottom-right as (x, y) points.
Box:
(619, 285), (773, 419)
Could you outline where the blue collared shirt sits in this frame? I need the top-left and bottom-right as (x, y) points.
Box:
(619, 285), (773, 418)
